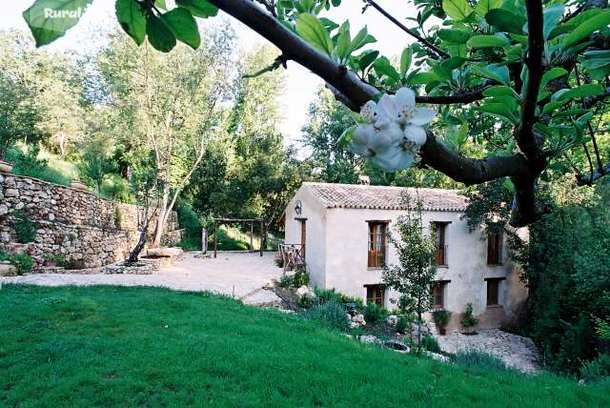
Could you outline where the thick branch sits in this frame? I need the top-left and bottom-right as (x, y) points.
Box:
(516, 0), (545, 161)
(363, 0), (449, 60)
(577, 163), (610, 185)
(420, 132), (529, 184)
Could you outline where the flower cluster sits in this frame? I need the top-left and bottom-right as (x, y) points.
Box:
(349, 88), (436, 172)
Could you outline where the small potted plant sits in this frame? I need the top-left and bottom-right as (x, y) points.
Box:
(0, 159), (13, 173)
(432, 309), (451, 335)
(460, 303), (479, 335)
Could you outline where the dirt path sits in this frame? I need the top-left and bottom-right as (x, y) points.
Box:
(1, 252), (283, 301)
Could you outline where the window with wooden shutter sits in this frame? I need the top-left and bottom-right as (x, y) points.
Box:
(366, 285), (385, 306)
(433, 222), (448, 266)
(367, 222), (387, 268)
(487, 231), (503, 265)
(431, 281), (447, 309)
(486, 278), (503, 306)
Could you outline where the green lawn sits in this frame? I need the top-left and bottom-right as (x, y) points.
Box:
(0, 285), (608, 407)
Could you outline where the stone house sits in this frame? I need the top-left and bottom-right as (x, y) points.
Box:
(284, 182), (528, 330)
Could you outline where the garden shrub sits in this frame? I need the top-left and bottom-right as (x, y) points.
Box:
(278, 274), (293, 288)
(177, 202), (202, 251)
(452, 351), (511, 373)
(101, 175), (133, 203)
(292, 266), (309, 287)
(579, 354), (610, 384)
(8, 147), (71, 186)
(432, 310), (451, 330)
(363, 302), (387, 325)
(12, 210), (36, 243)
(6, 252), (34, 275)
(303, 301), (349, 332)
(396, 316), (409, 334)
(43, 253), (66, 267)
(460, 303), (478, 330)
(314, 288), (364, 310)
(421, 335), (441, 353)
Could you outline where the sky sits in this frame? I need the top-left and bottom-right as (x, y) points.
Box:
(1, 1), (418, 150)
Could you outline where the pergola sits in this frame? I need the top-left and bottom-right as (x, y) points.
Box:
(211, 217), (266, 258)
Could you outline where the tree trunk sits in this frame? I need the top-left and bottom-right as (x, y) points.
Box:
(152, 185), (170, 248)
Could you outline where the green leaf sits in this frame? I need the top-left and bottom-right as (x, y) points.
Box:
(373, 57), (400, 83)
(562, 10), (610, 48)
(408, 71), (440, 85)
(485, 9), (525, 34)
(161, 7), (200, 49)
(440, 56), (466, 70)
(582, 50), (610, 70)
(543, 5), (564, 40)
(471, 64), (509, 84)
(467, 34), (509, 48)
(175, 0), (219, 18)
(146, 14), (176, 52)
(22, 0), (93, 47)
(400, 47), (412, 76)
(351, 26), (376, 52)
(539, 67), (568, 93)
(477, 102), (518, 124)
(442, 0), (473, 20)
(116, 0), (146, 46)
(319, 17), (339, 32)
(296, 13), (333, 56)
(155, 0), (167, 10)
(357, 50), (379, 72)
(542, 100), (568, 114)
(334, 21), (351, 62)
(551, 84), (605, 102)
(475, 0), (501, 16)
(438, 28), (471, 44)
(483, 85), (519, 99)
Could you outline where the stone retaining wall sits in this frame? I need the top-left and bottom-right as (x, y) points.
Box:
(0, 171), (181, 269)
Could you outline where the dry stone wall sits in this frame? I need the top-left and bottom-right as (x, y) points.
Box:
(0, 171), (181, 270)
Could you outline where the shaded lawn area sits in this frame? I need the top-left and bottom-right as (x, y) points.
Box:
(0, 285), (608, 407)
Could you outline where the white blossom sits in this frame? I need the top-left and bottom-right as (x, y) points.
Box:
(349, 87), (436, 172)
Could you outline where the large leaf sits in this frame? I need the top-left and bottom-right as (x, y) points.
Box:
(116, 0), (146, 46)
(471, 64), (510, 84)
(442, 0), (473, 21)
(483, 85), (519, 99)
(562, 11), (610, 48)
(351, 26), (376, 52)
(551, 84), (605, 103)
(400, 47), (412, 76)
(539, 67), (568, 91)
(23, 0), (93, 47)
(161, 7), (200, 49)
(373, 57), (400, 83)
(175, 0), (219, 18)
(467, 34), (509, 48)
(146, 14), (176, 52)
(334, 21), (351, 63)
(357, 50), (379, 72)
(438, 28), (471, 44)
(485, 9), (525, 34)
(296, 13), (333, 56)
(543, 5), (565, 40)
(477, 102), (518, 124)
(475, 0), (501, 16)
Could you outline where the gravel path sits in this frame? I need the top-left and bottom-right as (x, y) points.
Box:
(0, 252), (283, 302)
(436, 329), (541, 373)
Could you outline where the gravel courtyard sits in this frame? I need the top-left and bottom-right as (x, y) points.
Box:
(0, 252), (283, 302)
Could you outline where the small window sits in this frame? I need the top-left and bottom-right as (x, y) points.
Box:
(368, 222), (387, 268)
(487, 231), (503, 265)
(431, 281), (447, 309)
(366, 285), (385, 306)
(486, 279), (502, 306)
(433, 222), (448, 266)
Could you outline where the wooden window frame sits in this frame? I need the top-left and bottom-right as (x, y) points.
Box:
(367, 221), (389, 269)
(431, 280), (450, 310)
(485, 277), (505, 307)
(365, 284), (386, 307)
(487, 230), (503, 266)
(432, 222), (450, 267)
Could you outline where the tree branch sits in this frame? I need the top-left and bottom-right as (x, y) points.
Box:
(415, 85), (490, 104)
(362, 0), (449, 60)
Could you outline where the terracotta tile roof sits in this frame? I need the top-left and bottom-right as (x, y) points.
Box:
(303, 182), (468, 212)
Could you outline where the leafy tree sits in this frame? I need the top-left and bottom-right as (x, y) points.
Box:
(97, 28), (235, 246)
(0, 31), (84, 158)
(383, 196), (437, 352)
(78, 135), (116, 193)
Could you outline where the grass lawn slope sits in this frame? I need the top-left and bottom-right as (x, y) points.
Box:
(1, 285), (608, 407)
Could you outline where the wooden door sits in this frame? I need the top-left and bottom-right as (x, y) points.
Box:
(299, 219), (306, 260)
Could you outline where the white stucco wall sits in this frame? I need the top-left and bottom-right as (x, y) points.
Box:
(284, 186), (328, 288)
(284, 186), (528, 329)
